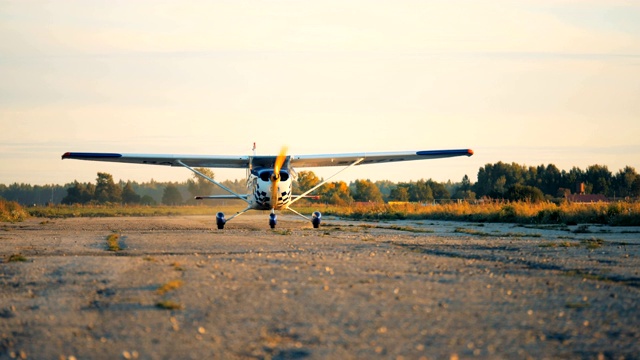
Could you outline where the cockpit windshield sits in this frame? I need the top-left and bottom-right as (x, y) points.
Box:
(257, 170), (289, 182)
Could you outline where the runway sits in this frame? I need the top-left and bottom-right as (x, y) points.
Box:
(1, 215), (638, 359)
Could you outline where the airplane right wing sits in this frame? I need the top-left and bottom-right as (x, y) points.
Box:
(290, 149), (473, 168)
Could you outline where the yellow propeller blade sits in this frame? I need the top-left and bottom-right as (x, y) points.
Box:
(271, 146), (288, 209)
(274, 146), (288, 175)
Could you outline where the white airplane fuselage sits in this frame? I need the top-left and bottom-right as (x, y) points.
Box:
(248, 168), (293, 210)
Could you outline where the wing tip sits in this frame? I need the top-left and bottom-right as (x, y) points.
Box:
(61, 152), (123, 160)
(467, 149), (474, 156)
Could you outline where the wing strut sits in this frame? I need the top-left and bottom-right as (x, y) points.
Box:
(227, 205), (253, 222)
(286, 206), (311, 221)
(177, 160), (250, 204)
(288, 157), (364, 207)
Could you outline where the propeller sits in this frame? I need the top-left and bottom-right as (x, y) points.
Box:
(270, 146), (288, 209)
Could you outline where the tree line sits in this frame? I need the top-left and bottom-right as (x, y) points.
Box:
(1, 162), (638, 206)
(57, 170), (247, 206)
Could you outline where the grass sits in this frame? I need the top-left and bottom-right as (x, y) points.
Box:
(106, 233), (121, 251)
(565, 302), (590, 309)
(27, 204), (224, 219)
(539, 241), (581, 248)
(581, 238), (606, 249)
(348, 224), (434, 233)
(454, 227), (541, 238)
(21, 201), (640, 226)
(538, 238), (605, 249)
(319, 201), (640, 226)
(156, 300), (183, 310)
(157, 280), (184, 295)
(572, 225), (592, 233)
(7, 254), (28, 262)
(273, 229), (293, 236)
(170, 262), (184, 271)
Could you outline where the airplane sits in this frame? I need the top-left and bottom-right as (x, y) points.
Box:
(61, 146), (473, 229)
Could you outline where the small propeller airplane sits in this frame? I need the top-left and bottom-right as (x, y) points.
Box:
(62, 146), (473, 229)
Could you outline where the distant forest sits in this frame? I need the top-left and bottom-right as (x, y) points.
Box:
(1, 162), (639, 206)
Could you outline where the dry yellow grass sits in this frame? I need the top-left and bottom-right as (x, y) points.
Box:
(322, 201), (640, 226)
(106, 233), (120, 251)
(23, 201), (640, 225)
(0, 199), (29, 222)
(157, 280), (184, 295)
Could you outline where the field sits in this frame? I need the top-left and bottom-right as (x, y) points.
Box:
(1, 214), (638, 359)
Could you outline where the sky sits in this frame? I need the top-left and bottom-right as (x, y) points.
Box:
(1, 0), (639, 186)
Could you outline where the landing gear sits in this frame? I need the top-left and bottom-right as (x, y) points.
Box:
(216, 212), (226, 229)
(312, 211), (322, 228)
(269, 213), (277, 229)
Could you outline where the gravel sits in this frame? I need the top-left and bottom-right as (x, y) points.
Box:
(1, 215), (638, 359)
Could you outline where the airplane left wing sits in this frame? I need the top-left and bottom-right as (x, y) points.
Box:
(61, 152), (251, 168)
(290, 149), (473, 168)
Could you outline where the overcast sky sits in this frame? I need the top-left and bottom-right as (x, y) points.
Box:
(1, 0), (639, 185)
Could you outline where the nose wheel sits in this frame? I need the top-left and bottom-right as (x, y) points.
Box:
(269, 213), (277, 229)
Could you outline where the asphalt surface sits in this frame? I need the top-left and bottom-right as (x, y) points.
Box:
(1, 215), (639, 359)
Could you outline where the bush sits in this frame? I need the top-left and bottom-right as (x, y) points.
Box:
(505, 185), (545, 203)
(0, 199), (29, 222)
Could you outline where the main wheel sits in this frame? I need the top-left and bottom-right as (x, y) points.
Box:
(312, 211), (322, 228)
(216, 212), (226, 230)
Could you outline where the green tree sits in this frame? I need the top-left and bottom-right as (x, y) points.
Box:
(459, 174), (472, 192)
(408, 180), (433, 203)
(585, 165), (612, 195)
(294, 171), (320, 193)
(389, 185), (410, 202)
(537, 164), (561, 196)
(452, 175), (476, 200)
(561, 167), (586, 194)
(94, 172), (122, 203)
(374, 180), (395, 201)
(121, 181), (141, 204)
(187, 168), (216, 197)
(318, 181), (352, 205)
(352, 180), (383, 203)
(162, 184), (183, 205)
(505, 184), (545, 203)
(427, 179), (450, 200)
(614, 166), (639, 198)
(140, 194), (157, 205)
(62, 181), (95, 204)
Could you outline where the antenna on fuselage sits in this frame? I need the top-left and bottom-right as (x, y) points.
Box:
(248, 142), (257, 179)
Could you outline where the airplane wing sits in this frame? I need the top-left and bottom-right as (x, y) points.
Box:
(62, 149), (473, 168)
(290, 149), (474, 167)
(61, 152), (251, 168)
